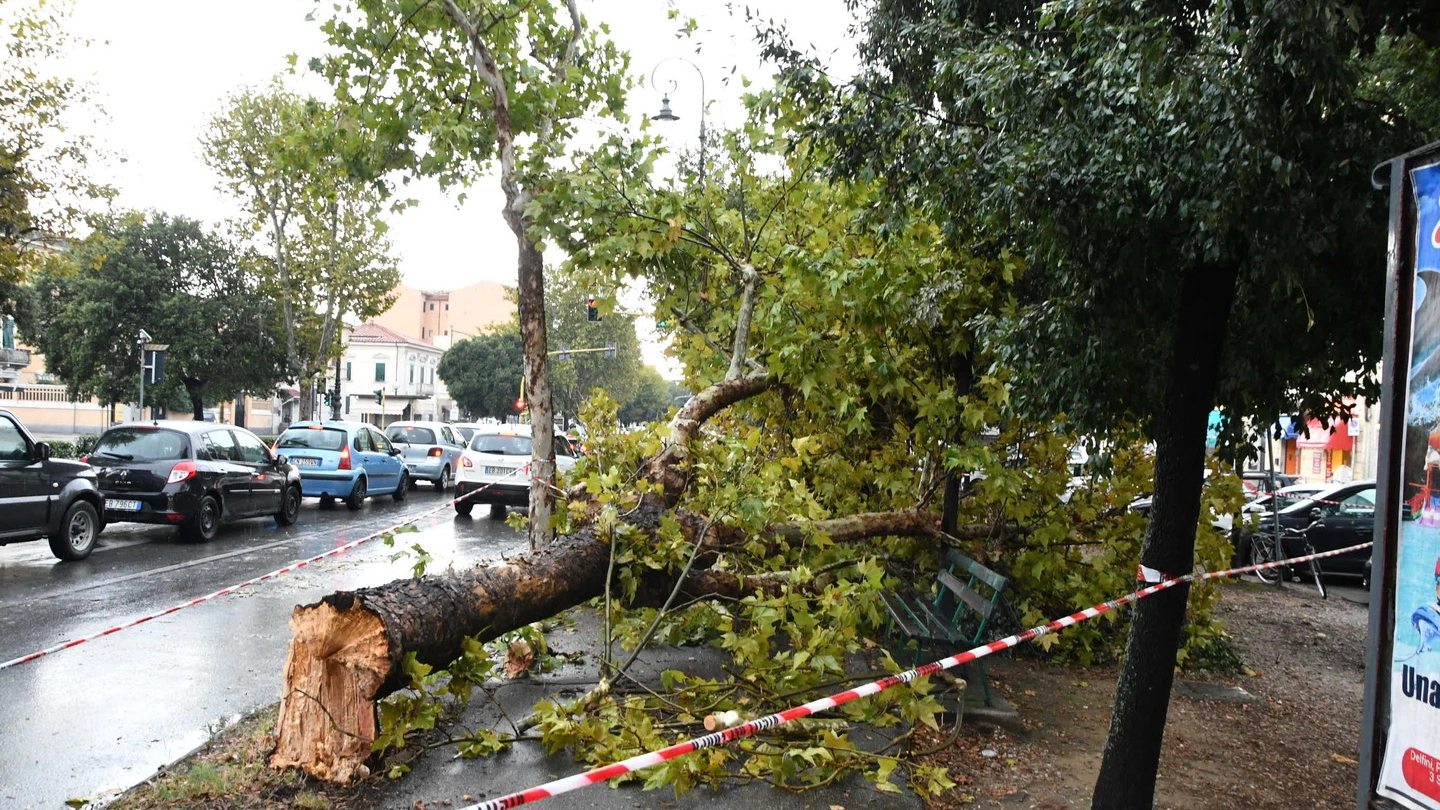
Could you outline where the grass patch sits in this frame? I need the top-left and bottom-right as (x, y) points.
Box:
(104, 705), (359, 810)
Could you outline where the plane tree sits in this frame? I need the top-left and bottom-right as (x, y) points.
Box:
(308, 0), (630, 546)
(203, 86), (401, 423)
(783, 1), (1440, 805)
(0, 0), (112, 324)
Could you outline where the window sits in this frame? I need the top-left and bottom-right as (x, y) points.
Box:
(428, 302), (435, 311)
(388, 426), (435, 444)
(409, 365), (415, 383)
(375, 362), (386, 382)
(354, 429), (373, 453)
(369, 429), (393, 454)
(201, 430), (238, 461)
(231, 431), (271, 464)
(345, 362), (352, 381)
(93, 428), (189, 461)
(276, 428), (345, 451)
(444, 303), (449, 311)
(0, 415), (28, 460)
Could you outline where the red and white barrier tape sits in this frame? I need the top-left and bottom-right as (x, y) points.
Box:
(0, 466), (530, 672)
(459, 540), (1375, 810)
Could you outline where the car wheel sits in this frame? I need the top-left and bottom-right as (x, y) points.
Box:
(436, 466), (451, 491)
(275, 485), (301, 526)
(346, 478), (368, 511)
(319, 494), (335, 508)
(392, 473), (409, 502)
(455, 500), (474, 517)
(489, 503), (506, 519)
(183, 495), (221, 542)
(49, 500), (99, 561)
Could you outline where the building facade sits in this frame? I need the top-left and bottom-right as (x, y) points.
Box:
(371, 281), (515, 348)
(333, 322), (444, 426)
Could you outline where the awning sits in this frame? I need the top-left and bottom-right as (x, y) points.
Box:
(1295, 417), (1353, 450)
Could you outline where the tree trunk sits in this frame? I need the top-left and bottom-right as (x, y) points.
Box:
(1091, 261), (1240, 809)
(514, 235), (554, 549)
(269, 498), (940, 781)
(183, 377), (205, 421)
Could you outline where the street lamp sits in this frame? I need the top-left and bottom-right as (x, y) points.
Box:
(650, 56), (706, 185)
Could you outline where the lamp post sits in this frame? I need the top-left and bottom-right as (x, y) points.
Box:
(650, 56), (706, 186)
(136, 328), (151, 421)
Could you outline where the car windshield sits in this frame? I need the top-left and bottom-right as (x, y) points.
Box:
(387, 426), (436, 444)
(276, 428), (347, 452)
(93, 427), (190, 461)
(470, 434), (531, 455)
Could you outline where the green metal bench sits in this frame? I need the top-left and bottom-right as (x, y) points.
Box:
(878, 548), (1009, 705)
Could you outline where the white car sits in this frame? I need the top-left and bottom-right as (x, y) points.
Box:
(453, 424), (579, 517)
(1215, 483), (1330, 533)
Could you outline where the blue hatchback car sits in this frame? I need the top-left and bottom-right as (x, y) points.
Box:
(273, 421), (409, 509)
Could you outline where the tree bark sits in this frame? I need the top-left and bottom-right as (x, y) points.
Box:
(1091, 260), (1240, 809)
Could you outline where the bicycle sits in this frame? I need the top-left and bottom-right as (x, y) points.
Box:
(1247, 515), (1326, 599)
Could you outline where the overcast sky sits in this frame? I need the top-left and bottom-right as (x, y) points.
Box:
(57, 0), (859, 292)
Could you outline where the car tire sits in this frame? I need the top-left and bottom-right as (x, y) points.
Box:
(455, 500), (474, 517)
(392, 473), (408, 502)
(346, 478), (368, 511)
(183, 495), (221, 542)
(489, 503), (506, 519)
(49, 499), (99, 561)
(436, 466), (451, 492)
(275, 485), (301, 526)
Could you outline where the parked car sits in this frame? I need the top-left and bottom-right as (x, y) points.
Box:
(384, 420), (466, 491)
(87, 421), (302, 541)
(1236, 480), (1378, 586)
(0, 408), (105, 560)
(453, 424), (578, 517)
(1215, 482), (1330, 534)
(274, 421), (408, 510)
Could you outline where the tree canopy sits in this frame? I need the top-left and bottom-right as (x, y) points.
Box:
(0, 0), (112, 322)
(202, 85), (400, 419)
(437, 330), (523, 422)
(28, 212), (287, 416)
(776, 0), (1440, 805)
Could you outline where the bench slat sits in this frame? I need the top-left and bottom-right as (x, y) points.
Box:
(936, 568), (999, 619)
(878, 591), (929, 640)
(943, 549), (1009, 593)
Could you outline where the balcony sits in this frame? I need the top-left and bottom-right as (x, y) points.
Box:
(0, 347), (30, 367)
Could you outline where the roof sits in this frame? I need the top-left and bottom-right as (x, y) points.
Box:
(349, 322), (428, 347)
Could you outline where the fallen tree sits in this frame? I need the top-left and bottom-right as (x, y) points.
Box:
(270, 373), (948, 782)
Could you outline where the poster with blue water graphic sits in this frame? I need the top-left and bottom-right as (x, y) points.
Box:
(1380, 161), (1440, 810)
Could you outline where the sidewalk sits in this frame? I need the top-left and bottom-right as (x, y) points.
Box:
(354, 608), (1017, 810)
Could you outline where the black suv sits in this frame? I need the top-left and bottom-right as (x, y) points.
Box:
(0, 408), (105, 560)
(88, 421), (303, 541)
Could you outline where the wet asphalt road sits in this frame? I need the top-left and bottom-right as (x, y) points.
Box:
(0, 487), (528, 809)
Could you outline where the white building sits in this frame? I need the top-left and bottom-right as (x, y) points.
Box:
(336, 322), (445, 426)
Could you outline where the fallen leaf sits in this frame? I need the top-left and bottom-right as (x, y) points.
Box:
(830, 805), (845, 810)
(506, 640), (534, 678)
(1332, 753), (1358, 765)
(414, 802), (426, 810)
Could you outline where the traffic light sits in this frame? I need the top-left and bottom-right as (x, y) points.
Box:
(514, 398), (526, 411)
(586, 296), (601, 322)
(374, 389), (384, 404)
(323, 390), (333, 407)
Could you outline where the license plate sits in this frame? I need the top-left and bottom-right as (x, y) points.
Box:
(107, 499), (141, 512)
(294, 457), (320, 467)
(483, 466), (513, 476)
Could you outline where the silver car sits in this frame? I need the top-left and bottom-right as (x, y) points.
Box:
(384, 421), (466, 491)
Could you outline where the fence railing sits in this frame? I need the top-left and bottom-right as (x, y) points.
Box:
(0, 384), (76, 403)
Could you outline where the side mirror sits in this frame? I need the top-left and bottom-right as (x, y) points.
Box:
(390, 448), (402, 456)
(275, 454), (289, 466)
(34, 441), (51, 461)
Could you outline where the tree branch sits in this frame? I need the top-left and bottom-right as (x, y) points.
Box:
(726, 265), (759, 380)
